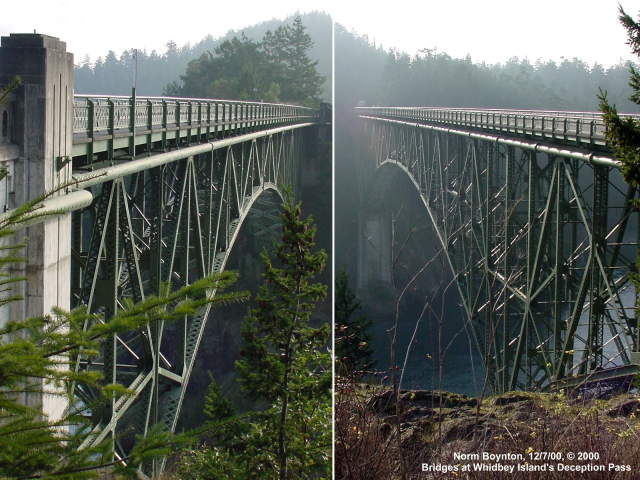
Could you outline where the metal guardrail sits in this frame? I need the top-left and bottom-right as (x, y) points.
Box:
(356, 106), (640, 147)
(358, 114), (620, 168)
(73, 95), (315, 138)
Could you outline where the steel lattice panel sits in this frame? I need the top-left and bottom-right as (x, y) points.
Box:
(70, 127), (304, 468)
(360, 113), (639, 393)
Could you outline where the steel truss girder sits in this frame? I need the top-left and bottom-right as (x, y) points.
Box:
(71, 127), (304, 470)
(362, 117), (640, 393)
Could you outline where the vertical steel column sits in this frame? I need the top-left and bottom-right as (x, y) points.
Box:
(103, 181), (120, 456)
(175, 100), (181, 146)
(87, 99), (95, 164)
(588, 165), (609, 370)
(146, 99), (153, 153)
(161, 100), (168, 152)
(553, 156), (565, 371)
(501, 145), (514, 391)
(108, 99), (115, 163)
(128, 89), (136, 159)
(485, 141), (496, 388)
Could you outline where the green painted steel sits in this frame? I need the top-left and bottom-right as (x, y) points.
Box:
(72, 95), (315, 159)
(68, 94), (321, 474)
(358, 108), (640, 394)
(357, 106), (640, 150)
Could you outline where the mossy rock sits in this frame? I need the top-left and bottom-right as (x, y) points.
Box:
(367, 390), (396, 414)
(368, 389), (476, 414)
(492, 393), (533, 406)
(489, 390), (543, 406)
(607, 397), (640, 417)
(400, 390), (477, 408)
(402, 406), (436, 422)
(437, 417), (499, 443)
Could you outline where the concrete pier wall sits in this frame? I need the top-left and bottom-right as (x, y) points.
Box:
(0, 34), (74, 420)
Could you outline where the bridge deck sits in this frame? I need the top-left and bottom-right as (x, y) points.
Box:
(356, 106), (640, 151)
(72, 95), (316, 161)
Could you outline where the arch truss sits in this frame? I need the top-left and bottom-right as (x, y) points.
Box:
(70, 125), (305, 464)
(361, 114), (640, 393)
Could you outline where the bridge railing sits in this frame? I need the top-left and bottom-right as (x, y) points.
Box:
(73, 95), (315, 138)
(356, 106), (640, 147)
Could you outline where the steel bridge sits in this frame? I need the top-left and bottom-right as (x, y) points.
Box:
(0, 33), (329, 473)
(357, 106), (640, 394)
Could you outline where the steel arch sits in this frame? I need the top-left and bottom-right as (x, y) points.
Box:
(360, 114), (640, 393)
(70, 126), (303, 467)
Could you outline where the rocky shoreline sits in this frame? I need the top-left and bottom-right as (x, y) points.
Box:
(341, 386), (640, 478)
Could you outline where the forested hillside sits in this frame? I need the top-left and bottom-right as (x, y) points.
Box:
(74, 11), (332, 102)
(336, 23), (638, 112)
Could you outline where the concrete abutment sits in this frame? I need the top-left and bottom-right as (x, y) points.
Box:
(0, 34), (74, 420)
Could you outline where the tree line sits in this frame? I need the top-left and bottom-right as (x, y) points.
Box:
(74, 12), (332, 104)
(336, 23), (638, 112)
(165, 16), (323, 106)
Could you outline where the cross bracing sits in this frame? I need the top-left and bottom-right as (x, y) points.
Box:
(56, 96), (320, 471)
(357, 107), (640, 394)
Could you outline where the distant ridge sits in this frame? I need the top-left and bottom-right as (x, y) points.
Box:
(74, 11), (332, 101)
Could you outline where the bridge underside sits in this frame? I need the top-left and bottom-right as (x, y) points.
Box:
(70, 122), (309, 467)
(361, 116), (640, 393)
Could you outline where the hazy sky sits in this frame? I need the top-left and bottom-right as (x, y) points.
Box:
(1, 0), (638, 67)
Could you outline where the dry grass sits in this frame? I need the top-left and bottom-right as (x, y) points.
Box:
(335, 376), (401, 479)
(336, 380), (640, 479)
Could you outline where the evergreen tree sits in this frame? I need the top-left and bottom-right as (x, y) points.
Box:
(335, 270), (374, 376)
(599, 5), (640, 353)
(235, 195), (329, 480)
(176, 196), (330, 479)
(171, 35), (280, 101)
(599, 6), (640, 190)
(202, 373), (234, 422)
(171, 16), (322, 106)
(262, 16), (324, 105)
